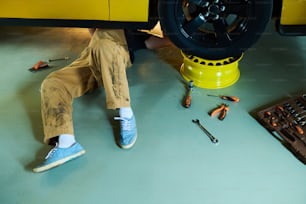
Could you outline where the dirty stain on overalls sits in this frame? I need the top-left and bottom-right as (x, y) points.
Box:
(41, 29), (132, 144)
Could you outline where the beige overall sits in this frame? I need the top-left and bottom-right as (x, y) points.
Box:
(40, 29), (132, 144)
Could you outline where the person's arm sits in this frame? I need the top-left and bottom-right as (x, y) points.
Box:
(88, 28), (96, 36)
(144, 35), (173, 50)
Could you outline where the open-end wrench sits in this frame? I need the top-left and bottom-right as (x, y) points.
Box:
(192, 119), (219, 144)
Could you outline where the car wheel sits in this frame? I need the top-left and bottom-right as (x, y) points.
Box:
(158, 0), (273, 60)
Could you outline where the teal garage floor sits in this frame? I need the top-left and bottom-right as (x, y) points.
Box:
(0, 23), (305, 204)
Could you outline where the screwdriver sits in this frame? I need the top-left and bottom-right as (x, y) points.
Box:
(207, 94), (240, 102)
(290, 122), (304, 135)
(184, 80), (193, 108)
(48, 56), (70, 62)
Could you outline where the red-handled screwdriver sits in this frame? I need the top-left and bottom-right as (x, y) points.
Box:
(207, 94), (240, 102)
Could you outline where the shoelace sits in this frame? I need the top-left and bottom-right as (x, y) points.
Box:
(114, 117), (133, 131)
(45, 143), (59, 159)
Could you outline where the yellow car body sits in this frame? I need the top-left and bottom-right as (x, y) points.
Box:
(0, 0), (305, 59)
(0, 0), (149, 22)
(280, 0), (306, 25)
(1, 0), (305, 25)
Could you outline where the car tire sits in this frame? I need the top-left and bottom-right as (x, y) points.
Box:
(158, 0), (273, 60)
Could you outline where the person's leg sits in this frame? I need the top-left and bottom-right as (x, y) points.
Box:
(41, 49), (97, 144)
(33, 48), (97, 173)
(89, 29), (137, 149)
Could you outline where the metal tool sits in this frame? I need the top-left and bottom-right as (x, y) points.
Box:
(218, 105), (229, 120)
(275, 105), (290, 118)
(209, 103), (229, 120)
(207, 94), (240, 102)
(29, 56), (70, 72)
(192, 119), (219, 144)
(184, 80), (193, 108)
(299, 120), (306, 126)
(28, 60), (49, 72)
(48, 56), (70, 62)
(290, 121), (304, 135)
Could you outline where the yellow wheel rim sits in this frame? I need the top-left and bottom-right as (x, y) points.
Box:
(180, 52), (243, 89)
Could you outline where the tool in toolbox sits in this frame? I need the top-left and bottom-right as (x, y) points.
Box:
(209, 103), (229, 121)
(184, 80), (193, 108)
(28, 56), (70, 72)
(255, 93), (306, 164)
(207, 94), (240, 102)
(192, 119), (219, 144)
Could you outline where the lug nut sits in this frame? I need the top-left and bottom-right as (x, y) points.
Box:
(203, 1), (210, 7)
(213, 14), (220, 20)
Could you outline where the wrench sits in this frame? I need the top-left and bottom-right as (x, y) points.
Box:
(192, 119), (219, 144)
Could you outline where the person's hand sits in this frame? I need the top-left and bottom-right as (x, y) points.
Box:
(88, 28), (96, 36)
(145, 36), (173, 50)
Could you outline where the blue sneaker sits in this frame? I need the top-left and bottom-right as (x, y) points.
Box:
(114, 116), (137, 149)
(33, 142), (85, 173)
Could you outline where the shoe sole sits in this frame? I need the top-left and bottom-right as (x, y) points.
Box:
(120, 134), (137, 149)
(32, 150), (86, 173)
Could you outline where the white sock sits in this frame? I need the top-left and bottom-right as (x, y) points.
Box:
(58, 134), (76, 148)
(119, 107), (133, 119)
